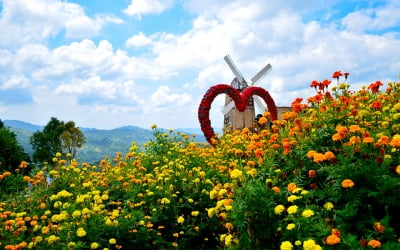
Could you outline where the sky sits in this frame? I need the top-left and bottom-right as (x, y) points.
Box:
(0, 0), (399, 130)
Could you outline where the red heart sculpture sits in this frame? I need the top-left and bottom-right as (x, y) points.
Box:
(198, 84), (278, 144)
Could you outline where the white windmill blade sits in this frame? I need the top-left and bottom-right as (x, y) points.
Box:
(250, 63), (272, 85)
(254, 96), (267, 112)
(221, 101), (235, 115)
(224, 54), (245, 83)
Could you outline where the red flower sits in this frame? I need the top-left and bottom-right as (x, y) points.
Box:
(368, 81), (383, 93)
(198, 84), (277, 144)
(310, 80), (319, 89)
(321, 79), (331, 89)
(332, 71), (343, 79)
(371, 100), (382, 110)
(308, 170), (316, 178)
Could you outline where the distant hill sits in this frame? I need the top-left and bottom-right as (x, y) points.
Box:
(4, 120), (44, 132)
(3, 120), (209, 164)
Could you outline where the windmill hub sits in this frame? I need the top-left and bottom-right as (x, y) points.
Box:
(222, 54), (272, 131)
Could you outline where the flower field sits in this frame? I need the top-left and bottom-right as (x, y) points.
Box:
(1, 74), (400, 249)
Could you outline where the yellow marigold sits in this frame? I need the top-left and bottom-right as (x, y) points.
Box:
(326, 234), (340, 245)
(287, 205), (298, 214)
(109, 238), (116, 244)
(76, 227), (86, 237)
(90, 242), (99, 249)
(47, 235), (60, 244)
(207, 208), (216, 218)
(341, 179), (355, 188)
(287, 195), (301, 203)
(191, 211), (199, 217)
(390, 134), (400, 147)
(280, 241), (293, 250)
(287, 223), (295, 230)
(303, 239), (318, 250)
(230, 169), (242, 179)
(274, 205), (285, 215)
(368, 239), (381, 248)
(161, 198), (170, 204)
(302, 209), (314, 218)
(323, 202), (334, 211)
(177, 216), (184, 224)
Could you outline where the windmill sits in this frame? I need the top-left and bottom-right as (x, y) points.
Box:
(222, 54), (272, 130)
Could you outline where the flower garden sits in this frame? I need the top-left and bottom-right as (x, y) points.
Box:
(1, 73), (400, 249)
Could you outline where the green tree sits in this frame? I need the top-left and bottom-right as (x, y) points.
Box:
(0, 119), (30, 172)
(30, 117), (65, 163)
(30, 117), (86, 163)
(60, 121), (86, 159)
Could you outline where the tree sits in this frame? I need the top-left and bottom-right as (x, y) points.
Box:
(30, 117), (65, 163)
(0, 119), (30, 172)
(60, 121), (86, 159)
(30, 117), (86, 163)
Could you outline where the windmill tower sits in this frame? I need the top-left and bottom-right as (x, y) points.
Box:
(222, 55), (272, 130)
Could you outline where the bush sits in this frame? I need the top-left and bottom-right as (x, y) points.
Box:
(0, 74), (399, 249)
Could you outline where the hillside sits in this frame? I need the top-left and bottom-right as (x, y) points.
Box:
(4, 120), (207, 164)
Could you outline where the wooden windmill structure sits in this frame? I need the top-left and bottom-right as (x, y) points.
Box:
(222, 55), (272, 130)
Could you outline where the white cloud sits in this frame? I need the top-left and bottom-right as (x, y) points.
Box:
(125, 32), (153, 48)
(341, 3), (400, 33)
(55, 76), (117, 99)
(0, 0), (122, 47)
(1, 75), (30, 89)
(150, 86), (192, 109)
(123, 0), (174, 19)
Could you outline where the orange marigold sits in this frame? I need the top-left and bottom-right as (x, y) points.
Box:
(390, 134), (400, 147)
(307, 150), (317, 159)
(287, 182), (297, 192)
(271, 186), (280, 193)
(349, 125), (361, 133)
(368, 239), (381, 248)
(324, 151), (335, 160)
(308, 170), (316, 178)
(313, 153), (326, 163)
(341, 179), (355, 188)
(377, 136), (390, 146)
(362, 137), (375, 144)
(326, 234), (341, 245)
(374, 222), (385, 233)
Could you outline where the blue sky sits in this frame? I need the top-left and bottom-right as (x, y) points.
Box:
(0, 0), (399, 130)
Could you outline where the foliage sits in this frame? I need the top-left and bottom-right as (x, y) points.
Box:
(0, 75), (399, 249)
(0, 119), (30, 173)
(0, 119), (31, 195)
(60, 121), (86, 159)
(30, 117), (86, 164)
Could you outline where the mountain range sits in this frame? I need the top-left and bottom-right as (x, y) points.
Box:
(3, 120), (209, 164)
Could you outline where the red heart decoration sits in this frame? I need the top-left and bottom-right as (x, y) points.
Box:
(198, 84), (278, 144)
